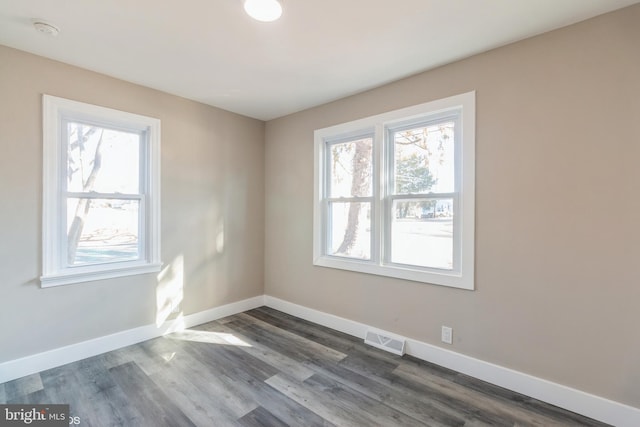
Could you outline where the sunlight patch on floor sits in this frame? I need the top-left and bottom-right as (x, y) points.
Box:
(167, 330), (252, 347)
(161, 352), (176, 362)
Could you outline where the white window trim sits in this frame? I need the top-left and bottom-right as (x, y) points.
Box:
(313, 91), (475, 290)
(41, 95), (162, 287)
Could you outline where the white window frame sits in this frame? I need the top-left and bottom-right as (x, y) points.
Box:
(313, 91), (475, 290)
(41, 95), (161, 287)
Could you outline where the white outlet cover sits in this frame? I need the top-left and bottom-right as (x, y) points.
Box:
(441, 326), (453, 344)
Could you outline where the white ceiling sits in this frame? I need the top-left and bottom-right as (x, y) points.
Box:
(1, 0), (638, 120)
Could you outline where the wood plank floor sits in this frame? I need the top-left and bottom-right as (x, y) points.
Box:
(0, 307), (609, 426)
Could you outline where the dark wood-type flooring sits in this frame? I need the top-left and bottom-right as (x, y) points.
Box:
(0, 307), (608, 426)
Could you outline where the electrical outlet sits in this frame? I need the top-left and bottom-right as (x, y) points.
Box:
(441, 326), (453, 344)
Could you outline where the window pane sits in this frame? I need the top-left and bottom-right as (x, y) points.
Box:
(393, 122), (454, 194)
(67, 122), (141, 194)
(66, 198), (140, 265)
(391, 199), (453, 270)
(328, 202), (371, 260)
(328, 138), (373, 197)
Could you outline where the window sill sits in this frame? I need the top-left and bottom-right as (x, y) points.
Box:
(41, 262), (163, 288)
(313, 256), (473, 290)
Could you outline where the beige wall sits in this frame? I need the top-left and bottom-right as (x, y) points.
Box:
(0, 45), (265, 362)
(264, 4), (640, 407)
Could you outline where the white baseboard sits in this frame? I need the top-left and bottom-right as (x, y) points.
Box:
(264, 295), (640, 427)
(0, 295), (265, 385)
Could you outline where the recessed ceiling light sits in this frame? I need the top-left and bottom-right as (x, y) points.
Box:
(33, 20), (60, 37)
(243, 0), (282, 22)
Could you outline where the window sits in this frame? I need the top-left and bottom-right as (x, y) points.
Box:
(41, 95), (161, 287)
(313, 92), (475, 289)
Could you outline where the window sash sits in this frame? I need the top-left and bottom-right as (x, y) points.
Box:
(383, 195), (460, 272)
(61, 195), (146, 268)
(61, 120), (147, 269)
(383, 113), (462, 273)
(387, 114), (460, 197)
(323, 133), (375, 199)
(322, 132), (377, 262)
(325, 200), (373, 261)
(61, 117), (147, 196)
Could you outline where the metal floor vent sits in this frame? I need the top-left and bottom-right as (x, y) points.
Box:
(364, 329), (406, 356)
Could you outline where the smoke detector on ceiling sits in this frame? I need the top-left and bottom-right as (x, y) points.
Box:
(33, 20), (60, 37)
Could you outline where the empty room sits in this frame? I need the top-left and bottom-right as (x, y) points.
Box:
(1, 0), (639, 426)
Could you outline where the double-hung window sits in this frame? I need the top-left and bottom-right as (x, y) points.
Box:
(41, 95), (161, 287)
(314, 91), (475, 289)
